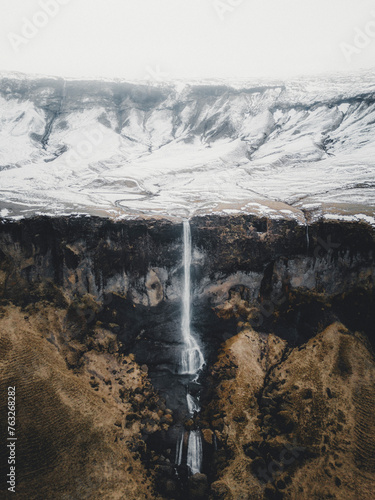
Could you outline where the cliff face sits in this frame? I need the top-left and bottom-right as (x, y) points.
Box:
(0, 215), (374, 499)
(191, 215), (374, 348)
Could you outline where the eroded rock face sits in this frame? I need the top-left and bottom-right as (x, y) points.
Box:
(192, 215), (374, 348)
(0, 214), (374, 499)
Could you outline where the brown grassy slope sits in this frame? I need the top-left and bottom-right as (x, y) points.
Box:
(205, 323), (375, 500)
(0, 304), (166, 500)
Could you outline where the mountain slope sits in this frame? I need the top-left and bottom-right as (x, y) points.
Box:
(0, 72), (374, 221)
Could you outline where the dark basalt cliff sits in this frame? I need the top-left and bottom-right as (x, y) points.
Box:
(0, 215), (374, 499)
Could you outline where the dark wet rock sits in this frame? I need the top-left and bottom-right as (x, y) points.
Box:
(264, 484), (283, 499)
(188, 473), (209, 499)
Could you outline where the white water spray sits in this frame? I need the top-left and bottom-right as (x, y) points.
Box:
(187, 430), (203, 475)
(175, 431), (184, 466)
(306, 223), (310, 251)
(180, 220), (204, 375)
(187, 394), (200, 415)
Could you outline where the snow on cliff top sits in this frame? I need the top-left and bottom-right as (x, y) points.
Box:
(0, 71), (374, 224)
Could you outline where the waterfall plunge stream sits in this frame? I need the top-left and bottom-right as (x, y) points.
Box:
(176, 220), (204, 475)
(180, 221), (205, 375)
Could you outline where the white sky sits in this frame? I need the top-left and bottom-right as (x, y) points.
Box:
(1, 0), (375, 81)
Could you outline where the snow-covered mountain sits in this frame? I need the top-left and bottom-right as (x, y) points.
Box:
(0, 71), (374, 223)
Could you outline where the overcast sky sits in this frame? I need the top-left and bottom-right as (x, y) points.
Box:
(1, 0), (375, 81)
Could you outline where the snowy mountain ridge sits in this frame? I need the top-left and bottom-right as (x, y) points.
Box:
(0, 71), (374, 222)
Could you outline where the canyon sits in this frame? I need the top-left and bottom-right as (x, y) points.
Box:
(0, 214), (374, 499)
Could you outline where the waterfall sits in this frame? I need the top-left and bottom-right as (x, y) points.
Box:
(187, 394), (200, 415)
(180, 220), (204, 375)
(306, 223), (310, 251)
(175, 431), (184, 466)
(213, 433), (218, 451)
(187, 430), (203, 475)
(175, 220), (205, 475)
